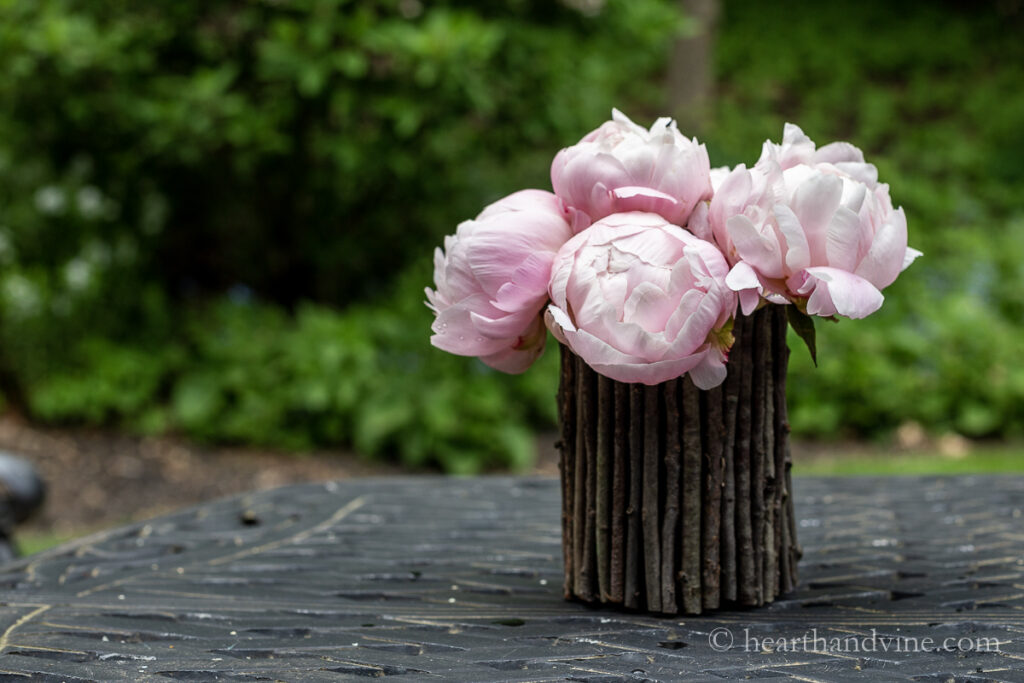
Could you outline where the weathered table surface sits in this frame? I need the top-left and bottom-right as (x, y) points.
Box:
(0, 475), (1022, 682)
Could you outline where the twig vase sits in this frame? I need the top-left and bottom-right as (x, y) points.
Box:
(556, 305), (802, 614)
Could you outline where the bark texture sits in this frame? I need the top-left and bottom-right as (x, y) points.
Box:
(557, 306), (802, 614)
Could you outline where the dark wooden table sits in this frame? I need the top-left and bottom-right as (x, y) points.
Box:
(0, 475), (1021, 681)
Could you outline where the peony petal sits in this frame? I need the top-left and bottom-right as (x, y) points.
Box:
(686, 200), (713, 242)
(824, 205), (863, 272)
(834, 161), (878, 187)
(586, 348), (707, 385)
(561, 325), (643, 368)
(789, 170), (843, 264)
(725, 260), (761, 292)
(739, 289), (761, 316)
(479, 316), (547, 374)
(902, 246), (922, 271)
(544, 306), (570, 346)
(623, 281), (675, 333)
(725, 261), (764, 316)
(854, 206), (907, 289)
(802, 267), (884, 319)
(492, 252), (556, 313)
(687, 347), (728, 389)
(670, 290), (721, 357)
(727, 214), (784, 278)
(664, 288), (704, 341)
(772, 204), (811, 273)
(431, 300), (511, 356)
(813, 141), (864, 165)
(609, 186), (683, 223)
(470, 308), (539, 339)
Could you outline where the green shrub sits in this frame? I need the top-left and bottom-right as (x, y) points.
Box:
(28, 266), (559, 472)
(4, 0), (1024, 471)
(705, 0), (1024, 440)
(0, 0), (684, 308)
(0, 0), (684, 470)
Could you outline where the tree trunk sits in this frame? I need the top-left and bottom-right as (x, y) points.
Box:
(556, 305), (802, 614)
(667, 0), (720, 134)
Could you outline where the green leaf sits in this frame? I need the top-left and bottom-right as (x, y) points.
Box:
(786, 305), (817, 367)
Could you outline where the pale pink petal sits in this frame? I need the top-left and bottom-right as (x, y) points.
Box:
(772, 204), (811, 273)
(739, 289), (762, 316)
(670, 289), (726, 356)
(686, 200), (712, 242)
(431, 301), (510, 356)
(586, 345), (707, 385)
(663, 288), (704, 342)
(480, 316), (547, 374)
(725, 261), (764, 316)
(824, 205), (863, 272)
(789, 171), (843, 263)
(623, 281), (675, 333)
(813, 141), (864, 165)
(492, 252), (556, 312)
(544, 305), (573, 346)
(688, 347), (728, 390)
(902, 247), (922, 271)
(609, 186), (682, 222)
(834, 161), (878, 187)
(727, 214), (784, 278)
(683, 237), (730, 280)
(470, 308), (538, 339)
(802, 267), (884, 319)
(854, 207), (908, 289)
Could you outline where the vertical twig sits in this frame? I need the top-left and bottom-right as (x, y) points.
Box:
(573, 356), (597, 600)
(720, 315), (740, 603)
(558, 344), (576, 599)
(773, 307), (795, 594)
(660, 379), (681, 613)
(749, 309), (767, 605)
(625, 384), (645, 609)
(681, 377), (703, 614)
(610, 382), (628, 603)
(642, 383), (662, 613)
(596, 375), (613, 601)
(572, 355), (586, 597)
(762, 307), (778, 601)
(582, 357), (599, 602)
(735, 311), (757, 605)
(702, 383), (724, 610)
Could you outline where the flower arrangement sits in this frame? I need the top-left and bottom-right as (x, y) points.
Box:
(427, 110), (920, 388)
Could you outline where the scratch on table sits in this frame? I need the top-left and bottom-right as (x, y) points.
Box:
(0, 605), (52, 653)
(209, 495), (369, 566)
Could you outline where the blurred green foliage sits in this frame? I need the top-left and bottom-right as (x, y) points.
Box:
(703, 0), (1024, 440)
(0, 0), (683, 470)
(29, 267), (560, 473)
(0, 0), (1021, 471)
(0, 0), (682, 307)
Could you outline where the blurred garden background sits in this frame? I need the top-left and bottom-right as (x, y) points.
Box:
(0, 0), (1022, 544)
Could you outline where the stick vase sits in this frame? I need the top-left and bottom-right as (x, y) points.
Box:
(556, 305), (802, 614)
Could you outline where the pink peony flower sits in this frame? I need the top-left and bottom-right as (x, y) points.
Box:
(426, 190), (573, 373)
(545, 212), (736, 388)
(551, 109), (712, 229)
(709, 124), (922, 319)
